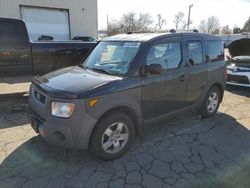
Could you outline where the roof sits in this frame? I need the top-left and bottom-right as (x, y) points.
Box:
(102, 32), (221, 42)
(103, 33), (171, 42)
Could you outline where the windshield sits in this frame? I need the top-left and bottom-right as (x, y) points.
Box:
(83, 41), (141, 75)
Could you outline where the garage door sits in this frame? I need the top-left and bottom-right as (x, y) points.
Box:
(21, 6), (70, 41)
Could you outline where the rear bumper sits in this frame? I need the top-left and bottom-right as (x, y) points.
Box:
(27, 104), (97, 150)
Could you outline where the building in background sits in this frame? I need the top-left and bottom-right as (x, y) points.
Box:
(0, 0), (98, 41)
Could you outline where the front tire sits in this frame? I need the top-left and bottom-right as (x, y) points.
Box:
(199, 86), (221, 118)
(90, 112), (135, 160)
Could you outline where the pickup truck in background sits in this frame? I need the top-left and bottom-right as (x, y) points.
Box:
(0, 18), (97, 77)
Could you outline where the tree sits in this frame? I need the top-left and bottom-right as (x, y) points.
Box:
(242, 16), (250, 32)
(173, 12), (191, 30)
(155, 14), (166, 31)
(233, 27), (241, 34)
(221, 25), (232, 34)
(120, 12), (153, 32)
(108, 12), (153, 35)
(198, 16), (220, 34)
(173, 12), (184, 30)
(107, 20), (121, 36)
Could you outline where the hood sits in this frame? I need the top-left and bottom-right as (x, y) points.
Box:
(228, 38), (250, 57)
(34, 66), (122, 98)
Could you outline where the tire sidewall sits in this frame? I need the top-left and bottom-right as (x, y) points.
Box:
(90, 113), (135, 160)
(200, 87), (221, 118)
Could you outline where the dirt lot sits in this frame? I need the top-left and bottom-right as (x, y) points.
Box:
(0, 86), (250, 188)
(0, 76), (32, 95)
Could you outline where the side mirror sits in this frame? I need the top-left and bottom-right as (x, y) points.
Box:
(142, 64), (163, 75)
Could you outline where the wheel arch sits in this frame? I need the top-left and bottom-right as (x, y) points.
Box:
(196, 82), (225, 110)
(88, 106), (142, 147)
(212, 82), (225, 102)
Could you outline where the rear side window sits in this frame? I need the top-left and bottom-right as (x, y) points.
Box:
(187, 41), (203, 65)
(146, 42), (182, 70)
(0, 21), (19, 44)
(206, 41), (224, 62)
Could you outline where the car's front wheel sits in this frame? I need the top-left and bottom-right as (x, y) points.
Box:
(90, 112), (135, 160)
(199, 86), (221, 118)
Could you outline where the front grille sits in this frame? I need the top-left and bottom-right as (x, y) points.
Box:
(34, 90), (46, 104)
(227, 74), (250, 84)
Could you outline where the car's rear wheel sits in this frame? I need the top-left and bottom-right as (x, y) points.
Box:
(199, 86), (221, 118)
(90, 112), (135, 160)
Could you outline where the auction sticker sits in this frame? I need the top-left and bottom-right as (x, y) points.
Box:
(123, 42), (141, 48)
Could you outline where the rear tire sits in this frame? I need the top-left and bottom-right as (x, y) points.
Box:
(199, 86), (221, 118)
(90, 112), (135, 160)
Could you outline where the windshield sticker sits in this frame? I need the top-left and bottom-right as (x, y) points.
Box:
(123, 42), (140, 48)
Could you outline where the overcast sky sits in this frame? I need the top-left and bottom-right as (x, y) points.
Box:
(98, 0), (250, 30)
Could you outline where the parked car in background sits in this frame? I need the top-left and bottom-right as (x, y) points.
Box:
(28, 32), (226, 160)
(226, 38), (250, 87)
(72, 36), (97, 42)
(0, 18), (97, 77)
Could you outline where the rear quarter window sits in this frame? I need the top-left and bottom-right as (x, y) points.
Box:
(206, 40), (224, 62)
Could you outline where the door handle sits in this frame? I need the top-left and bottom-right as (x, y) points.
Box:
(179, 75), (186, 81)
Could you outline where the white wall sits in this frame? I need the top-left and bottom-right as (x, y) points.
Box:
(0, 0), (98, 38)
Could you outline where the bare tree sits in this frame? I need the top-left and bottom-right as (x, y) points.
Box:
(173, 12), (185, 30)
(119, 12), (153, 32)
(107, 12), (153, 36)
(120, 12), (136, 32)
(173, 12), (192, 30)
(155, 14), (166, 31)
(221, 25), (232, 34)
(199, 16), (220, 34)
(107, 20), (121, 36)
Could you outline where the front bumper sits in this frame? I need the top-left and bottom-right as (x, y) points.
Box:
(27, 85), (98, 150)
(226, 70), (250, 87)
(226, 81), (250, 87)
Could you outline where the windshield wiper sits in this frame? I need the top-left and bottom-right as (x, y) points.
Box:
(90, 68), (112, 75)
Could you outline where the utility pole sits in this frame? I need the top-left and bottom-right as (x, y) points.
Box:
(187, 4), (193, 30)
(107, 14), (109, 36)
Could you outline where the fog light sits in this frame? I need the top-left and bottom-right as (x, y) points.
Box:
(54, 132), (65, 141)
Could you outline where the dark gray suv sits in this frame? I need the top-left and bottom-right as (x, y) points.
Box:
(28, 32), (226, 160)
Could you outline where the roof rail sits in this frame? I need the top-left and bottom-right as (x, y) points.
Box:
(169, 29), (176, 33)
(170, 29), (199, 33)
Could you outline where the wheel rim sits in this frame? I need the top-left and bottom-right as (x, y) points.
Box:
(101, 122), (129, 154)
(207, 92), (219, 113)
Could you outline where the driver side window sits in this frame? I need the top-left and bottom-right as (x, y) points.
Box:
(146, 42), (182, 70)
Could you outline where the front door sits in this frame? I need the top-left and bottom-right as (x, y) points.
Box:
(141, 38), (188, 120)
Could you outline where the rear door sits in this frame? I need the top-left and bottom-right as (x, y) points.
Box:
(184, 36), (208, 104)
(0, 20), (31, 77)
(141, 37), (188, 120)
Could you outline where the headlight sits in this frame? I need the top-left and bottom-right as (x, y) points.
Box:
(51, 102), (74, 118)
